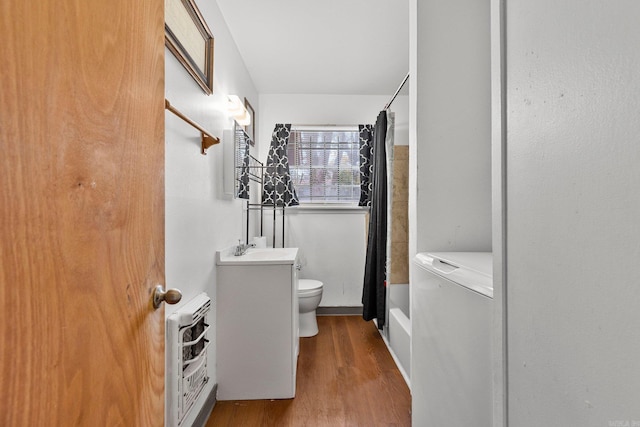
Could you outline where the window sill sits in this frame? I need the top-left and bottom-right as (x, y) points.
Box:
(287, 204), (368, 213)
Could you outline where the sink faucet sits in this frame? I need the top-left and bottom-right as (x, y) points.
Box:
(234, 240), (255, 256)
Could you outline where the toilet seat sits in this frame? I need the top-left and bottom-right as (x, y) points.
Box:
(298, 279), (323, 297)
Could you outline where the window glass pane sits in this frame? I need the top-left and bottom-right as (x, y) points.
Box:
(289, 127), (361, 204)
(311, 149), (327, 167)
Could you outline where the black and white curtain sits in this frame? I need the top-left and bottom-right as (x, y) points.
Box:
(358, 124), (374, 207)
(237, 134), (251, 199)
(262, 124), (299, 207)
(362, 111), (394, 329)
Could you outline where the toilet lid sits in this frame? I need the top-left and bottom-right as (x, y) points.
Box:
(298, 279), (323, 291)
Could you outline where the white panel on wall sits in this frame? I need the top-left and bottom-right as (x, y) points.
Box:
(414, 0), (492, 253)
(505, 1), (640, 425)
(285, 209), (367, 307)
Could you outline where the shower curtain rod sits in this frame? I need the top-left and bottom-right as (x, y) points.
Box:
(384, 72), (409, 110)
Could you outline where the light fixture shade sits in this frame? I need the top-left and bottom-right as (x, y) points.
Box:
(236, 112), (251, 126)
(228, 95), (251, 127)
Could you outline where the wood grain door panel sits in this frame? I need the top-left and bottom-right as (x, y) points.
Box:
(0, 0), (165, 425)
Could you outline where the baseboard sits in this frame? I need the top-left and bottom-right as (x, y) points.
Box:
(317, 306), (362, 316)
(376, 327), (411, 389)
(192, 383), (217, 427)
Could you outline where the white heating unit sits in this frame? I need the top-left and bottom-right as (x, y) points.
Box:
(166, 293), (212, 427)
(411, 252), (493, 427)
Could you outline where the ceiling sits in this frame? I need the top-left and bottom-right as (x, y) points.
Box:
(216, 0), (409, 96)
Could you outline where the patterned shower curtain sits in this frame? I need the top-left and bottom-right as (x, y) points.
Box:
(362, 111), (394, 329)
(358, 124), (374, 206)
(262, 124), (299, 207)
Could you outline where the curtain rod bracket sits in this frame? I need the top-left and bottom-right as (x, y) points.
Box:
(165, 99), (220, 155)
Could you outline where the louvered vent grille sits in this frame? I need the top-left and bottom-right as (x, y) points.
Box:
(167, 293), (212, 426)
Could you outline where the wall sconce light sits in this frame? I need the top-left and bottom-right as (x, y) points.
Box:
(228, 95), (251, 127)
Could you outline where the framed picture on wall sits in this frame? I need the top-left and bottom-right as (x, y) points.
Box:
(165, 0), (215, 94)
(244, 97), (255, 145)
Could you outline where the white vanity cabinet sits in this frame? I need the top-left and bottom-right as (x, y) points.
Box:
(215, 247), (299, 400)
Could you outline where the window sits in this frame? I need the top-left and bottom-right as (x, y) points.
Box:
(287, 126), (360, 204)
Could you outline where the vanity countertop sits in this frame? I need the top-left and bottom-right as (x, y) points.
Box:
(216, 247), (299, 266)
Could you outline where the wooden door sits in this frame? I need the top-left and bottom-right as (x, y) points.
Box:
(0, 0), (165, 426)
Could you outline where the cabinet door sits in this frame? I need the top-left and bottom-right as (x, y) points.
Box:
(217, 265), (295, 400)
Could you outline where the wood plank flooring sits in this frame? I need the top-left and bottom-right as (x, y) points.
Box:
(206, 316), (411, 427)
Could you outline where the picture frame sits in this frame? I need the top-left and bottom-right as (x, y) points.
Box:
(244, 97), (255, 146)
(165, 0), (214, 94)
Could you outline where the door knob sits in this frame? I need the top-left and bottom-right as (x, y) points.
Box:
(152, 285), (182, 309)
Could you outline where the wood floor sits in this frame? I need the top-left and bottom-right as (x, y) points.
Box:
(206, 316), (411, 427)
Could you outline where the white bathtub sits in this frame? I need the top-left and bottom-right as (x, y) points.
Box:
(387, 284), (411, 385)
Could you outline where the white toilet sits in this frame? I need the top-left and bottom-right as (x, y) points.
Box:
(297, 279), (323, 337)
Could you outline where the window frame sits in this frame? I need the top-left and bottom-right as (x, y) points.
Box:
(287, 125), (362, 206)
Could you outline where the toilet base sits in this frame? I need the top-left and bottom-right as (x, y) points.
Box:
(299, 310), (319, 337)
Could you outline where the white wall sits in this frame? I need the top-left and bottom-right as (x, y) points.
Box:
(258, 94), (409, 158)
(411, 0), (492, 256)
(286, 208), (366, 306)
(410, 0), (492, 424)
(164, 0), (258, 424)
(503, 1), (640, 425)
(258, 94), (408, 307)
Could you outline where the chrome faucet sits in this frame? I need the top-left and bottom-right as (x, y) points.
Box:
(234, 240), (255, 256)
